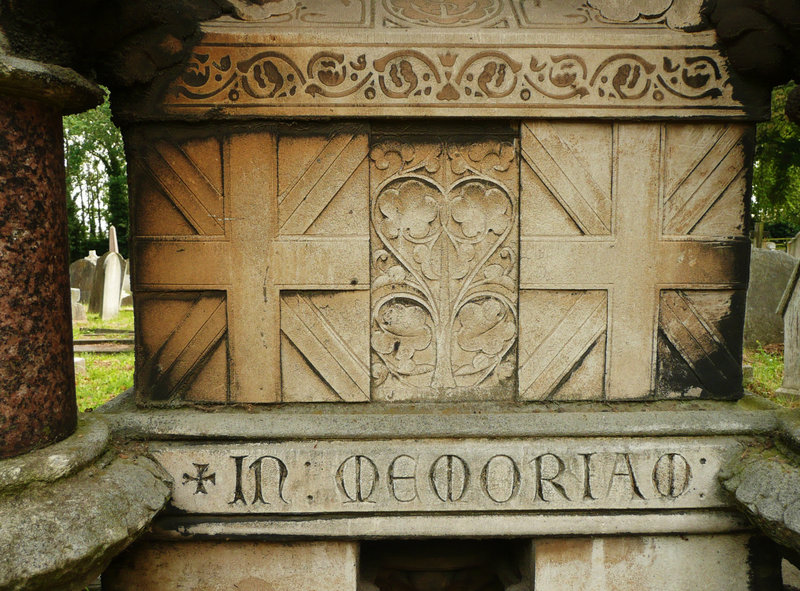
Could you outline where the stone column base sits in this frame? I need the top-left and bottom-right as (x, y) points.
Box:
(0, 416), (171, 591)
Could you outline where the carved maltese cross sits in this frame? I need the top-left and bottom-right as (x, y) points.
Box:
(182, 463), (217, 495)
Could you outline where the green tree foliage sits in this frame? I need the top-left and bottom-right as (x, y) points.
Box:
(753, 82), (800, 237)
(64, 92), (128, 261)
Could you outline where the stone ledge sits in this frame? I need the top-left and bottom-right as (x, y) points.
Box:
(719, 412), (800, 564)
(97, 390), (781, 441)
(0, 416), (109, 494)
(0, 417), (172, 591)
(0, 53), (102, 114)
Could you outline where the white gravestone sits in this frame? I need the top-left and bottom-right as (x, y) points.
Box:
(88, 251), (125, 320)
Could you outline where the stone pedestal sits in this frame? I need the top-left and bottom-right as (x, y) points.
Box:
(103, 0), (776, 588)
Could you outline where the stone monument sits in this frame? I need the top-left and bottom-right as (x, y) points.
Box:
(87, 0), (783, 588)
(777, 262), (800, 398)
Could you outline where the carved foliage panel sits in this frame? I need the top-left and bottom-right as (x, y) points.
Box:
(216, 0), (703, 30)
(369, 130), (519, 401)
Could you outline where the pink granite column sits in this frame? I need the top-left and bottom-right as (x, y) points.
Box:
(0, 94), (77, 458)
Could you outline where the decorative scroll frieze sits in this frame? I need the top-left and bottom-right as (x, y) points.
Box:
(163, 45), (743, 117)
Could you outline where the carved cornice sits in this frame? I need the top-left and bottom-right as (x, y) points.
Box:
(151, 41), (765, 119)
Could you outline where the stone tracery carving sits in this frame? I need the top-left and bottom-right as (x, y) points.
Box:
(370, 139), (518, 400)
(382, 0), (504, 27)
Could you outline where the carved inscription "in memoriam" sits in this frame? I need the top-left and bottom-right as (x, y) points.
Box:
(152, 438), (738, 514)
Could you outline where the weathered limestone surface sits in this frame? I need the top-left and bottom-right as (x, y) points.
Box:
(103, 540), (359, 591)
(100, 0), (780, 588)
(94, 395), (779, 540)
(0, 417), (172, 591)
(130, 120), (751, 404)
(116, 0), (769, 120)
(718, 410), (800, 568)
(533, 534), (780, 591)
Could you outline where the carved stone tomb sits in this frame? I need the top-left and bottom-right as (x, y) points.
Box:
(104, 1), (776, 589)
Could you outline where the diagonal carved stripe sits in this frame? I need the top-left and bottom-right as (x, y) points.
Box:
(141, 142), (225, 236)
(142, 294), (227, 401)
(520, 291), (607, 399)
(659, 290), (740, 393)
(279, 134), (366, 235)
(521, 121), (611, 236)
(663, 125), (745, 235)
(281, 293), (369, 401)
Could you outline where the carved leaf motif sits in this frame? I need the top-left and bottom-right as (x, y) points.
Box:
(448, 141), (516, 176)
(456, 298), (516, 356)
(370, 142), (441, 176)
(587, 0), (673, 22)
(372, 300), (434, 377)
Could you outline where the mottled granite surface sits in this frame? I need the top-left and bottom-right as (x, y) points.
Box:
(0, 94), (76, 458)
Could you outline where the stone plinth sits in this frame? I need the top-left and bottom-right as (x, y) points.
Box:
(533, 534), (779, 591)
(103, 541), (359, 591)
(106, 0), (775, 588)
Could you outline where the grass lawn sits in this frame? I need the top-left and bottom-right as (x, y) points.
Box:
(73, 308), (134, 339)
(76, 352), (134, 411)
(744, 345), (795, 408)
(75, 309), (134, 411)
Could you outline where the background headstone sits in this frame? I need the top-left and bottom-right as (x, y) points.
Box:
(71, 288), (87, 324)
(777, 262), (800, 397)
(69, 257), (96, 304)
(88, 252), (125, 320)
(108, 225), (119, 254)
(789, 232), (800, 259)
(744, 247), (797, 347)
(120, 260), (132, 308)
(74, 357), (87, 376)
